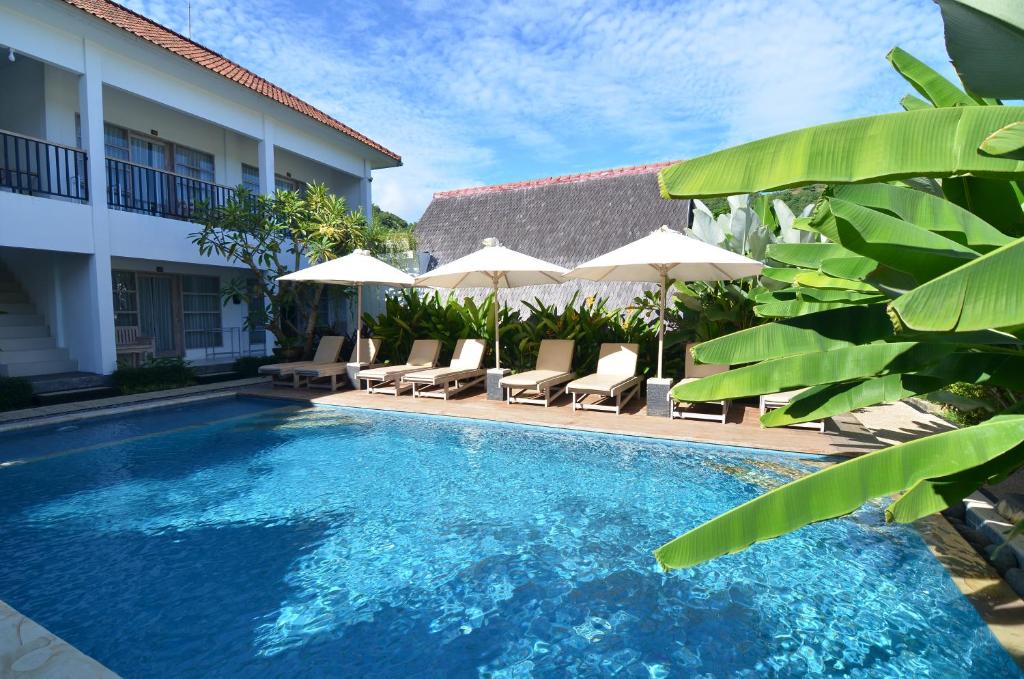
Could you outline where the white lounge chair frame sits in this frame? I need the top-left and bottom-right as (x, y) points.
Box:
(259, 336), (345, 388)
(357, 339), (442, 396)
(760, 389), (827, 432)
(298, 338), (383, 391)
(567, 343), (641, 415)
(501, 339), (576, 407)
(671, 342), (731, 423)
(404, 339), (487, 400)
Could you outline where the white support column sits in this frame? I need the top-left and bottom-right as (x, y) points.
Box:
(361, 159), (373, 224)
(79, 40), (117, 375)
(257, 115), (275, 196)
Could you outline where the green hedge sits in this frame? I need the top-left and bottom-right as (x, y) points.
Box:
(113, 358), (197, 394)
(0, 377), (33, 412)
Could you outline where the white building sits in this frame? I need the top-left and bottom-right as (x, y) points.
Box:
(0, 0), (401, 385)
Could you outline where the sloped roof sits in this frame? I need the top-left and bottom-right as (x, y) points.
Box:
(415, 162), (692, 311)
(63, 0), (401, 164)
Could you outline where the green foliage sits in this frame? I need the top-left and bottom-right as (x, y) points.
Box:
(372, 204), (415, 231)
(112, 358), (197, 395)
(363, 290), (678, 378)
(652, 15), (1024, 570)
(232, 355), (281, 378)
(0, 377), (33, 412)
(192, 183), (375, 356)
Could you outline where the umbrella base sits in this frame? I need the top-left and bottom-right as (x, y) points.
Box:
(646, 377), (673, 417)
(486, 368), (510, 400)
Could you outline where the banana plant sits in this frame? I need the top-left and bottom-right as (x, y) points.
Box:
(653, 5), (1024, 570)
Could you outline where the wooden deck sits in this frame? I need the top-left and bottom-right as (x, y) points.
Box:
(237, 382), (882, 456)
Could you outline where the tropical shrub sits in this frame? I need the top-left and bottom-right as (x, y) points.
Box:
(113, 358), (197, 395)
(232, 355), (280, 378)
(652, 0), (1024, 570)
(0, 377), (33, 412)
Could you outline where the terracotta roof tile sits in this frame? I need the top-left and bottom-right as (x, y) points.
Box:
(62, 0), (400, 163)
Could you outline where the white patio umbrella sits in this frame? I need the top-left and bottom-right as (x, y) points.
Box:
(414, 238), (568, 369)
(565, 225), (763, 379)
(278, 249), (415, 363)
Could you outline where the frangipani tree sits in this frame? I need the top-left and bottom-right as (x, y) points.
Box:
(653, 0), (1024, 570)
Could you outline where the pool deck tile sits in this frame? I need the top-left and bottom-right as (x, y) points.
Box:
(0, 601), (120, 678)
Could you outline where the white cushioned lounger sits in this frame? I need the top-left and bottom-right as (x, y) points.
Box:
(760, 388), (827, 432)
(670, 342), (731, 423)
(566, 343), (641, 415)
(258, 336), (345, 388)
(296, 338), (383, 391)
(500, 339), (575, 407)
(403, 339), (487, 400)
(356, 339), (442, 396)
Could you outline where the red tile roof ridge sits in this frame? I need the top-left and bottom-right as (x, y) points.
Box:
(63, 0), (401, 163)
(434, 160), (681, 199)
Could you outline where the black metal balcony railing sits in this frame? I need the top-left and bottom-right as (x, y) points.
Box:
(0, 129), (88, 201)
(106, 158), (237, 221)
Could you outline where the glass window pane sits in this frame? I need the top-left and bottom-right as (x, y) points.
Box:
(241, 164), (260, 192)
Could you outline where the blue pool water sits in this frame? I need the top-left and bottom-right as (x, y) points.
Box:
(0, 398), (1016, 678)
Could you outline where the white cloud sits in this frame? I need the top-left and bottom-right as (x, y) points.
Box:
(121, 0), (951, 220)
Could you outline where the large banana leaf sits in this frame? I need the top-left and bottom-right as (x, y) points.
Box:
(672, 342), (955, 402)
(831, 183), (1011, 251)
(936, 0), (1024, 99)
(819, 256), (879, 280)
(942, 175), (1024, 236)
(654, 415), (1024, 569)
(692, 305), (894, 364)
(980, 121), (1024, 160)
(809, 198), (978, 284)
(885, 46), (980, 107)
(791, 270), (879, 292)
(657, 106), (1024, 199)
(900, 94), (933, 111)
(885, 443), (1024, 523)
(765, 243), (855, 268)
(889, 237), (1024, 332)
(754, 300), (848, 318)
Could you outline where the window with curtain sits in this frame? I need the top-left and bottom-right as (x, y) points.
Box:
(182, 275), (222, 349)
(275, 175), (305, 193)
(175, 146), (215, 182)
(112, 270), (139, 327)
(104, 125), (130, 161)
(241, 164), (260, 193)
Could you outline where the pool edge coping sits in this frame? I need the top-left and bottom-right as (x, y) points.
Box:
(0, 599), (120, 677)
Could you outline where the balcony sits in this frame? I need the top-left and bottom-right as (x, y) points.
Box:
(106, 158), (239, 222)
(0, 129), (88, 202)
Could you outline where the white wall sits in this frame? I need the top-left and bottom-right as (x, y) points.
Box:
(42, 63), (79, 147)
(274, 147), (363, 208)
(0, 54), (45, 137)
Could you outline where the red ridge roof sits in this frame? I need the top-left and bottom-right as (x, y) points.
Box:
(63, 0), (401, 163)
(434, 160), (680, 199)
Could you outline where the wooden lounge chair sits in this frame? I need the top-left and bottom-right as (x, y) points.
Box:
(500, 339), (576, 407)
(297, 338), (383, 391)
(403, 339), (487, 400)
(760, 389), (827, 432)
(566, 343), (641, 415)
(670, 342), (730, 423)
(356, 339), (442, 396)
(258, 336), (345, 388)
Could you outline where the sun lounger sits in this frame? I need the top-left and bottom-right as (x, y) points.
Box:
(297, 338), (383, 391)
(670, 342), (731, 423)
(356, 339), (442, 396)
(500, 339), (576, 407)
(403, 339), (487, 400)
(258, 336), (345, 388)
(566, 343), (641, 415)
(760, 388), (827, 432)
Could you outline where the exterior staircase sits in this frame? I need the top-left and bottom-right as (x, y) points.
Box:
(0, 269), (78, 377)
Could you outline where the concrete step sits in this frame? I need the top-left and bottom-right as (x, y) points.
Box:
(25, 371), (111, 394)
(0, 281), (22, 294)
(0, 325), (50, 339)
(0, 313), (43, 327)
(0, 336), (56, 351)
(0, 291), (28, 304)
(0, 358), (79, 377)
(0, 303), (36, 315)
(0, 347), (70, 364)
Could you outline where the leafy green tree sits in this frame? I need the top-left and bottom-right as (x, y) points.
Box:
(653, 0), (1024, 570)
(372, 204), (415, 231)
(191, 183), (370, 357)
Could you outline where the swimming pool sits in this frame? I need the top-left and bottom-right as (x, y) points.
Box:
(0, 398), (1016, 677)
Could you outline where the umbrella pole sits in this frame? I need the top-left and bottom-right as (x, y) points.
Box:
(658, 271), (666, 380)
(493, 280), (500, 369)
(356, 283), (363, 364)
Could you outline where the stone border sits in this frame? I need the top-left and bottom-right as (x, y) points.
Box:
(0, 600), (119, 677)
(916, 514), (1024, 670)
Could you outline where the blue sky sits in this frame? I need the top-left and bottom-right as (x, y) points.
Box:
(123, 0), (953, 221)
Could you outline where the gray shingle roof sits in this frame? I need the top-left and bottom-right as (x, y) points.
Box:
(414, 163), (692, 312)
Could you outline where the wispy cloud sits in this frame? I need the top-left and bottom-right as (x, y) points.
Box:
(123, 0), (950, 220)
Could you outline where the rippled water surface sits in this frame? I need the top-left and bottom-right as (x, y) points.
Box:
(0, 398), (1016, 678)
